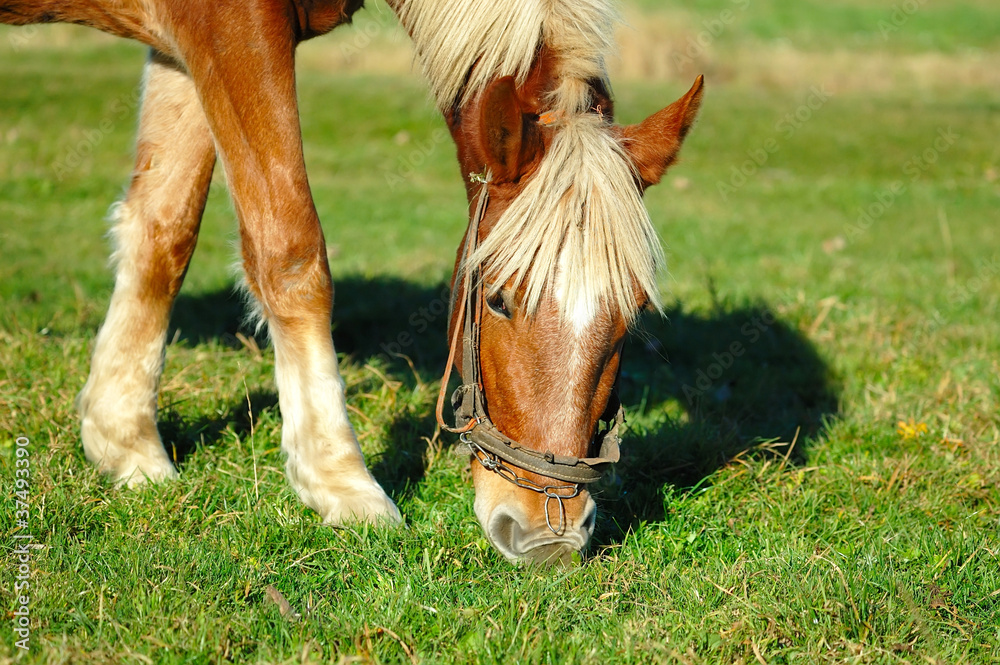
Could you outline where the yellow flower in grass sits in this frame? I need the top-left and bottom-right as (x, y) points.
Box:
(897, 419), (928, 440)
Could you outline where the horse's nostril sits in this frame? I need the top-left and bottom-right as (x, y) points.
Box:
(485, 500), (595, 565)
(489, 509), (520, 552)
(488, 511), (581, 567)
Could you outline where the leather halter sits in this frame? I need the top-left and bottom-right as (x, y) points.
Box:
(435, 177), (625, 532)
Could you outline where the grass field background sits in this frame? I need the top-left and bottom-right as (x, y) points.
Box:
(1, 0), (999, 662)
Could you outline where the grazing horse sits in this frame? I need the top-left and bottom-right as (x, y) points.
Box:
(1, 0), (702, 565)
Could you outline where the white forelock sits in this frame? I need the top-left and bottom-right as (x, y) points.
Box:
(397, 0), (663, 323)
(468, 114), (663, 323)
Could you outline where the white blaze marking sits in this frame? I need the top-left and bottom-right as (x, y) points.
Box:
(555, 247), (598, 336)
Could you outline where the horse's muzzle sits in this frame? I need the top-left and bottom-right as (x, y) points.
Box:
(477, 493), (597, 567)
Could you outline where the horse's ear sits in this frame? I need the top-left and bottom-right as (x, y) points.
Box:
(621, 75), (704, 189)
(479, 76), (544, 183)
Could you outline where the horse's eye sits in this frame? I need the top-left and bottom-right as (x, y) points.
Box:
(486, 292), (511, 319)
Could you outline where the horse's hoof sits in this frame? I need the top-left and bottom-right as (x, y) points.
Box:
(112, 455), (179, 488)
(320, 486), (403, 527)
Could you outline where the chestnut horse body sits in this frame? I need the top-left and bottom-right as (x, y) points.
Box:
(2, 0), (701, 564)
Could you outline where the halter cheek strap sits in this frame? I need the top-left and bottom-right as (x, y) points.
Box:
(434, 179), (625, 532)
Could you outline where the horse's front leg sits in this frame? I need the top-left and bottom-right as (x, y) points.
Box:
(78, 50), (215, 486)
(172, 10), (400, 525)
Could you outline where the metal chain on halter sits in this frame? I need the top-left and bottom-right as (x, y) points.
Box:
(463, 436), (580, 536)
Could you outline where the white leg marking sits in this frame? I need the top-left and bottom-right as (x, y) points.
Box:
(78, 203), (177, 487)
(270, 323), (402, 526)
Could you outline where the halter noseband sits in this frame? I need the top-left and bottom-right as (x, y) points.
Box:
(434, 177), (624, 535)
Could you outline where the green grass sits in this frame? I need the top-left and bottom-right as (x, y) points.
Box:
(2, 1), (1000, 663)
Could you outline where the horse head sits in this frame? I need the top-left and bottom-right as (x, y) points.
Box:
(441, 66), (704, 565)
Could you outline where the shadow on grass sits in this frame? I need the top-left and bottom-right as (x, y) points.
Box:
(162, 278), (839, 542)
(163, 276), (452, 498)
(169, 277), (451, 373)
(590, 302), (840, 548)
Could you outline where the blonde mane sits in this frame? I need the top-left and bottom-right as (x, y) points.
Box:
(397, 0), (664, 321)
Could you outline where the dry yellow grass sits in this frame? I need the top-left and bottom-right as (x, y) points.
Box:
(7, 6), (997, 95)
(295, 5), (1000, 94)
